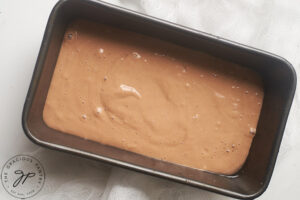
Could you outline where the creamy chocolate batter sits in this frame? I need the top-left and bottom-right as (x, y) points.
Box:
(43, 20), (263, 175)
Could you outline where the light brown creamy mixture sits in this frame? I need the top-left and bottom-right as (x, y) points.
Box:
(43, 20), (263, 175)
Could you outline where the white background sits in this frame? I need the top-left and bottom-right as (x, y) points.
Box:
(0, 0), (299, 199)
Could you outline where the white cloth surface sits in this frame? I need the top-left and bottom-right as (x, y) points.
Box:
(0, 0), (299, 199)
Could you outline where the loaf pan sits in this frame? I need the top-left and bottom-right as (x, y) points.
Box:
(22, 0), (296, 199)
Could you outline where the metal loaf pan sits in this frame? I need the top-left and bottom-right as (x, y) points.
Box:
(22, 0), (296, 199)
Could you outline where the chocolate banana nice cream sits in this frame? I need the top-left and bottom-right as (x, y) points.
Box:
(43, 20), (263, 175)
